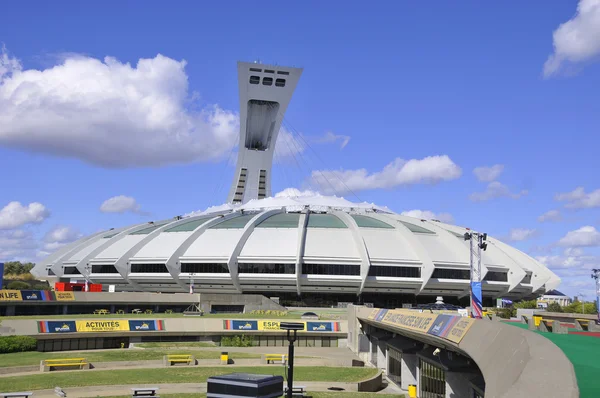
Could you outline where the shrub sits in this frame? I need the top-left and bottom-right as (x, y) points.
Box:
(546, 302), (563, 313)
(0, 336), (37, 353)
(7, 281), (29, 290)
(220, 335), (255, 347)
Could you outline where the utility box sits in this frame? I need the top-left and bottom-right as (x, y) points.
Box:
(207, 373), (283, 398)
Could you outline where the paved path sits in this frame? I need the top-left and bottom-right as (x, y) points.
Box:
(30, 381), (403, 397)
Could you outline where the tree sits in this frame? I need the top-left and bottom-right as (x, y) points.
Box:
(7, 281), (29, 290)
(546, 302), (563, 313)
(3, 261), (35, 275)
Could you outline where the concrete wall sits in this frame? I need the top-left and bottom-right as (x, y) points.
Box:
(350, 305), (579, 398)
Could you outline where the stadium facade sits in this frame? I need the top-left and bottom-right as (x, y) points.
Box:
(32, 62), (560, 307)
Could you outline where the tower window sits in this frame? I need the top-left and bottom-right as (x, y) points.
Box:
(249, 76), (260, 84)
(275, 78), (286, 87)
(264, 69), (275, 74)
(277, 71), (290, 75)
(249, 68), (262, 72)
(262, 77), (273, 86)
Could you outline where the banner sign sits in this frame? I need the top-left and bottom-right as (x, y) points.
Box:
(0, 290), (22, 301)
(0, 263), (3, 289)
(470, 281), (483, 318)
(380, 310), (438, 334)
(54, 291), (75, 301)
(223, 320), (341, 332)
(0, 290), (76, 302)
(306, 321), (340, 332)
(21, 290), (52, 301)
(37, 320), (166, 333)
(364, 308), (475, 344)
(38, 321), (77, 333)
(129, 320), (165, 331)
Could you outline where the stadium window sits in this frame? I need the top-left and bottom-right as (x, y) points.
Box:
(302, 264), (360, 276)
(483, 271), (508, 282)
(181, 263), (229, 273)
(277, 70), (290, 75)
(92, 264), (119, 274)
(431, 268), (470, 280)
(249, 76), (260, 84)
(238, 263), (295, 274)
(275, 78), (286, 87)
(63, 267), (82, 275)
(367, 266), (421, 278)
(262, 77), (273, 86)
(249, 68), (262, 72)
(522, 273), (532, 284)
(130, 263), (169, 273)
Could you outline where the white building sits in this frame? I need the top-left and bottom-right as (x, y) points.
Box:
(537, 290), (571, 308)
(31, 62), (561, 307)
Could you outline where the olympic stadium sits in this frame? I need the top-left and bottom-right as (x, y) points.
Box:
(31, 61), (560, 308)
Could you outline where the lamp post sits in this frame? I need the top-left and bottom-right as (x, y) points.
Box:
(189, 273), (196, 294)
(578, 293), (585, 314)
(84, 263), (92, 292)
(279, 322), (304, 398)
(593, 269), (600, 324)
(464, 230), (487, 319)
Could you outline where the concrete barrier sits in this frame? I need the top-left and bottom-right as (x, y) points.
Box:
(357, 369), (383, 392)
(351, 305), (579, 398)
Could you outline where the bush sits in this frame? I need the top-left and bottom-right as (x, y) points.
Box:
(7, 281), (29, 290)
(0, 336), (37, 354)
(221, 335), (255, 347)
(546, 302), (563, 313)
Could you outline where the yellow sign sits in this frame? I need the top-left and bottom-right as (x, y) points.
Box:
(0, 290), (22, 301)
(76, 320), (129, 332)
(55, 292), (75, 301)
(380, 310), (438, 334)
(367, 309), (381, 320)
(257, 320), (308, 331)
(445, 317), (475, 343)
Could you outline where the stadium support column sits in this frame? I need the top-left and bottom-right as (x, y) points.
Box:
(592, 269), (600, 324)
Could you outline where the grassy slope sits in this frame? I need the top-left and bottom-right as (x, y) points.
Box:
(0, 349), (260, 368)
(0, 366), (378, 392)
(104, 393), (401, 398)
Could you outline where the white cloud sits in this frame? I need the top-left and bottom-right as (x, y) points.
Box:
(401, 210), (454, 224)
(0, 201), (50, 230)
(100, 195), (142, 214)
(42, 225), (81, 251)
(473, 164), (504, 182)
(538, 209), (562, 222)
(310, 155), (461, 195)
(0, 48), (240, 167)
(544, 0), (600, 77)
(558, 226), (600, 247)
(555, 187), (600, 209)
(274, 188), (320, 198)
(506, 228), (538, 242)
(274, 128), (305, 159)
(469, 181), (528, 202)
(315, 131), (351, 149)
(536, 248), (599, 272)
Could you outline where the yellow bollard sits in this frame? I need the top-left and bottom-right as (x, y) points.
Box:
(534, 316), (542, 327)
(220, 352), (229, 365)
(408, 384), (417, 398)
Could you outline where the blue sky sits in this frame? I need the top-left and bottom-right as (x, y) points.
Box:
(1, 0), (599, 299)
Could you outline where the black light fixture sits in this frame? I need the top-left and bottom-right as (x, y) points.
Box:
(279, 322), (304, 398)
(463, 232), (472, 241)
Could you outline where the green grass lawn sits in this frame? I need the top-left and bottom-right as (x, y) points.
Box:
(0, 348), (260, 368)
(103, 393), (401, 398)
(0, 366), (379, 392)
(504, 321), (600, 398)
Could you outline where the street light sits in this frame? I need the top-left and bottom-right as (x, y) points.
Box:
(592, 269), (600, 324)
(279, 322), (304, 398)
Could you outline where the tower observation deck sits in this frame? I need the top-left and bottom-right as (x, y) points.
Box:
(227, 62), (303, 204)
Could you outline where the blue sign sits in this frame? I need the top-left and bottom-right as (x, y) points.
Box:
(306, 322), (333, 332)
(471, 281), (483, 318)
(0, 263), (3, 289)
(231, 320), (258, 330)
(21, 290), (44, 301)
(43, 321), (77, 333)
(129, 320), (161, 331)
(427, 315), (457, 337)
